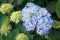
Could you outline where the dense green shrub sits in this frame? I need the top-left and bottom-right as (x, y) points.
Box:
(0, 0), (60, 40)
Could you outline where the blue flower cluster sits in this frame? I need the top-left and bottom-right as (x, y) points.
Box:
(22, 3), (53, 35)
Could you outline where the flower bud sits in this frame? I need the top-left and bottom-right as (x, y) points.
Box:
(16, 33), (28, 40)
(10, 11), (22, 23)
(0, 3), (13, 14)
(0, 25), (12, 36)
(53, 20), (60, 29)
(0, 18), (12, 36)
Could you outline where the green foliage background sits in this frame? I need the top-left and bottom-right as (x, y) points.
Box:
(0, 0), (60, 40)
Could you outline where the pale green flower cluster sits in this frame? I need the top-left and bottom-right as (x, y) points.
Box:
(16, 33), (29, 40)
(0, 25), (12, 36)
(0, 3), (22, 23)
(54, 20), (60, 29)
(10, 11), (22, 23)
(0, 18), (12, 36)
(0, 3), (22, 36)
(0, 3), (13, 14)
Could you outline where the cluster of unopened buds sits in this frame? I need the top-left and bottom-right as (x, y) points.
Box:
(10, 11), (22, 23)
(16, 33), (28, 40)
(0, 18), (12, 36)
(0, 3), (13, 14)
(0, 3), (22, 35)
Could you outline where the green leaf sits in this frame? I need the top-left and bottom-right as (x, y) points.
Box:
(48, 29), (60, 40)
(0, 15), (8, 26)
(16, 21), (27, 33)
(27, 0), (35, 2)
(46, 1), (56, 13)
(29, 35), (34, 40)
(0, 34), (4, 40)
(34, 34), (46, 40)
(7, 0), (14, 3)
(34, 0), (45, 6)
(0, 0), (7, 4)
(3, 29), (19, 40)
(13, 0), (25, 5)
(56, 0), (60, 18)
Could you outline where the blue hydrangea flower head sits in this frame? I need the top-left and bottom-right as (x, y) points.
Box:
(22, 3), (53, 35)
(36, 16), (53, 35)
(22, 3), (39, 31)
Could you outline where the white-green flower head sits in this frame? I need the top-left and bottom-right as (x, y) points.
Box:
(0, 25), (12, 36)
(53, 20), (60, 29)
(10, 11), (22, 23)
(16, 33), (28, 40)
(0, 3), (14, 14)
(0, 18), (12, 36)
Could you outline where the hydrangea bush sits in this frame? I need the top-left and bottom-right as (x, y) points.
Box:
(0, 0), (60, 40)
